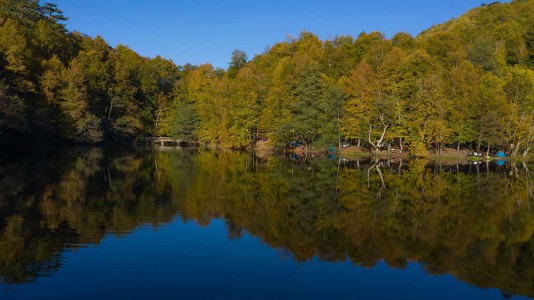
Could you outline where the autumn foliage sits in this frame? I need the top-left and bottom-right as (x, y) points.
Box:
(0, 0), (533, 156)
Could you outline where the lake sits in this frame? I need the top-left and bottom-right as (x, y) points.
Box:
(0, 148), (533, 299)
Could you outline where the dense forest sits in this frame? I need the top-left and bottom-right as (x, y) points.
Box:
(1, 150), (533, 297)
(0, 0), (533, 156)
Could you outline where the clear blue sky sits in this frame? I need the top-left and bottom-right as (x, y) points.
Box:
(52, 0), (509, 69)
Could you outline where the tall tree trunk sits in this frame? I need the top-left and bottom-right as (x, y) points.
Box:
(154, 110), (160, 137)
(523, 144), (531, 158)
(512, 141), (521, 157)
(337, 107), (341, 149)
(107, 102), (113, 121)
(369, 124), (388, 155)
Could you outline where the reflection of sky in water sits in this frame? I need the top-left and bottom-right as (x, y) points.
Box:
(1, 219), (526, 300)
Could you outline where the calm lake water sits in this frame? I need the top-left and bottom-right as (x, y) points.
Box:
(0, 148), (533, 299)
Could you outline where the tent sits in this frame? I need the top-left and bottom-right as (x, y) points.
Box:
(496, 151), (506, 158)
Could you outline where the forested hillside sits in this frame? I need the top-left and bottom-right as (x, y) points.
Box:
(0, 0), (179, 144)
(0, 0), (533, 156)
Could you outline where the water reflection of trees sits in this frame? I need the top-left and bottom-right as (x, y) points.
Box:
(0, 148), (178, 283)
(0, 149), (533, 297)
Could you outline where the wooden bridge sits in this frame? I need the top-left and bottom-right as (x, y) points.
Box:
(145, 137), (188, 146)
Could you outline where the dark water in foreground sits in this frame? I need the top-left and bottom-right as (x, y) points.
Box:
(0, 148), (533, 299)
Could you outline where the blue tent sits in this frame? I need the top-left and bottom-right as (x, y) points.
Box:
(496, 151), (506, 158)
(496, 160), (506, 166)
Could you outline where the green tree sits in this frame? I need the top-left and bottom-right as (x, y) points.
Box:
(474, 73), (509, 154)
(227, 49), (247, 79)
(57, 59), (102, 143)
(504, 66), (534, 156)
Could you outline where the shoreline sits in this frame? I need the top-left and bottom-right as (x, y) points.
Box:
(1, 141), (532, 165)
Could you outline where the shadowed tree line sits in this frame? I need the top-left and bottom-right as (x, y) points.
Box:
(0, 149), (533, 297)
(0, 0), (533, 156)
